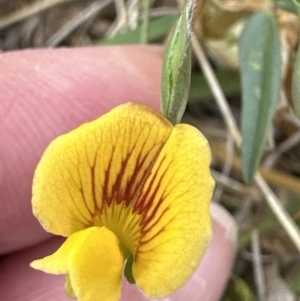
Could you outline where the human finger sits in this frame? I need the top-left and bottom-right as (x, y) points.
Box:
(0, 46), (162, 254)
(0, 203), (237, 301)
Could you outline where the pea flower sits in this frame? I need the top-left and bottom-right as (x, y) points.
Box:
(30, 103), (214, 301)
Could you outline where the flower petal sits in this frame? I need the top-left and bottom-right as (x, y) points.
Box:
(68, 227), (124, 301)
(32, 103), (173, 236)
(65, 274), (76, 299)
(32, 102), (214, 299)
(132, 124), (214, 298)
(31, 227), (124, 301)
(30, 229), (86, 274)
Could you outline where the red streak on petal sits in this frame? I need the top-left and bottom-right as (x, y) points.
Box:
(89, 129), (178, 252)
(103, 146), (116, 207)
(132, 156), (175, 251)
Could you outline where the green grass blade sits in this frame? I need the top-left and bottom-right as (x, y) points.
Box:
(189, 70), (240, 102)
(276, 0), (297, 14)
(292, 0), (300, 119)
(239, 11), (281, 184)
(97, 15), (178, 45)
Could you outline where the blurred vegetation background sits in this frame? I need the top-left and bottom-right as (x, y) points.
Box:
(1, 0), (300, 300)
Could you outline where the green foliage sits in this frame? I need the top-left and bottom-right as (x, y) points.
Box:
(160, 0), (193, 125)
(239, 11), (281, 184)
(292, 0), (300, 119)
(222, 276), (257, 301)
(277, 0), (297, 13)
(189, 70), (240, 102)
(290, 264), (300, 293)
(98, 15), (178, 45)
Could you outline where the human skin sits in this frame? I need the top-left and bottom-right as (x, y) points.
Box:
(0, 46), (237, 301)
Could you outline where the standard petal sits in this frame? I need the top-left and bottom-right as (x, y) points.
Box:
(132, 124), (215, 298)
(68, 227), (124, 301)
(32, 103), (173, 236)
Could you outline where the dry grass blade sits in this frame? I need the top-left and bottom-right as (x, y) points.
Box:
(213, 132), (234, 202)
(107, 0), (128, 37)
(252, 230), (266, 301)
(235, 196), (253, 225)
(211, 139), (300, 196)
(263, 131), (300, 168)
(0, 0), (74, 30)
(107, 0), (138, 37)
(126, 0), (139, 29)
(45, 0), (113, 47)
(283, 112), (300, 129)
(212, 170), (260, 198)
(191, 32), (300, 252)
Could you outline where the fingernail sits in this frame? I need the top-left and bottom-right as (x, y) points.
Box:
(210, 202), (238, 244)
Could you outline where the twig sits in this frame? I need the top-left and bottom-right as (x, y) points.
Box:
(234, 196), (253, 225)
(45, 0), (113, 47)
(191, 33), (300, 252)
(280, 89), (300, 129)
(191, 35), (242, 144)
(212, 170), (260, 199)
(263, 130), (300, 168)
(242, 249), (273, 262)
(127, 0), (139, 29)
(115, 0), (128, 27)
(251, 230), (266, 301)
(107, 0), (128, 37)
(283, 112), (300, 129)
(213, 132), (234, 202)
(107, 3), (177, 38)
(186, 111), (300, 195)
(211, 139), (300, 196)
(0, 0), (74, 30)
(150, 7), (179, 17)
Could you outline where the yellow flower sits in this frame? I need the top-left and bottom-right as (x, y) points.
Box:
(30, 103), (214, 301)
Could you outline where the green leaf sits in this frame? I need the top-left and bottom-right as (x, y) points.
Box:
(291, 262), (300, 293)
(239, 10), (281, 184)
(97, 15), (178, 45)
(276, 0), (297, 14)
(160, 0), (194, 125)
(189, 70), (240, 102)
(292, 0), (300, 119)
(222, 276), (257, 301)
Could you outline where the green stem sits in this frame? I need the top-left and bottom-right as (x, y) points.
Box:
(140, 0), (150, 44)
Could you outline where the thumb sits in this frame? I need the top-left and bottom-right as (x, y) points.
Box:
(0, 45), (162, 253)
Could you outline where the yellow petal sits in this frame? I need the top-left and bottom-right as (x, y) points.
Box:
(30, 229), (85, 274)
(132, 124), (214, 298)
(32, 103), (173, 236)
(65, 274), (76, 299)
(68, 227), (124, 301)
(32, 102), (214, 298)
(30, 227), (105, 274)
(31, 227), (124, 301)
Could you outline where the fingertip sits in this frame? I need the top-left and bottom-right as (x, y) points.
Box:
(0, 238), (68, 301)
(0, 204), (237, 301)
(210, 202), (238, 245)
(186, 203), (237, 301)
(0, 46), (163, 253)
